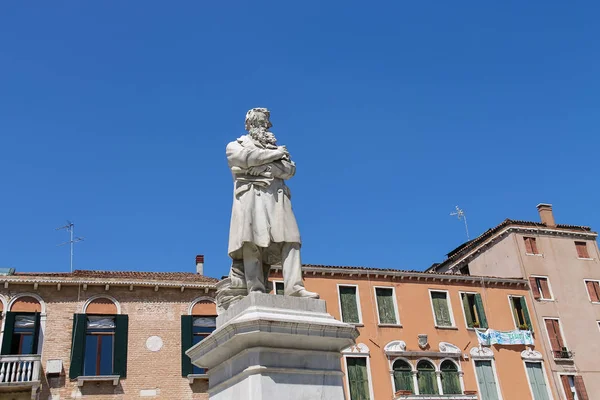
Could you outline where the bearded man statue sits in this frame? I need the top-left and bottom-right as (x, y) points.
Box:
(225, 108), (318, 299)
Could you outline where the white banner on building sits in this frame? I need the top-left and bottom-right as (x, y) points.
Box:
(476, 329), (534, 346)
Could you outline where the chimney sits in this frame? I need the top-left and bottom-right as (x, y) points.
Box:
(195, 255), (204, 275)
(537, 203), (556, 227)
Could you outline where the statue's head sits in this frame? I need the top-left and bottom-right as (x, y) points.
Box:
(245, 108), (272, 131)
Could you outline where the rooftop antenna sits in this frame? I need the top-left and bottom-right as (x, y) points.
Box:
(450, 205), (470, 240)
(56, 221), (84, 272)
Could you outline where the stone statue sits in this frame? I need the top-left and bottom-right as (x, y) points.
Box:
(216, 108), (318, 312)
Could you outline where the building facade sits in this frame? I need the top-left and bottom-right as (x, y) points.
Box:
(271, 265), (554, 400)
(429, 204), (597, 400)
(0, 267), (217, 400)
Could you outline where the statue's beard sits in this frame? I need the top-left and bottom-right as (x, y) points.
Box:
(249, 127), (277, 149)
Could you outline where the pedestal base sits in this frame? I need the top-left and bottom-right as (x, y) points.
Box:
(186, 293), (358, 400)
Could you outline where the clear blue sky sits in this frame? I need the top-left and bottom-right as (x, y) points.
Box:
(1, 2), (599, 279)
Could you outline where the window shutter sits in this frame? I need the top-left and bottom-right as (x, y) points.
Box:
(461, 294), (474, 327)
(594, 282), (600, 302)
(586, 281), (600, 302)
(475, 293), (488, 329)
(376, 289), (396, 324)
(544, 319), (560, 352)
(524, 237), (533, 253)
(561, 376), (575, 400)
(0, 312), (16, 355)
(31, 312), (41, 355)
(432, 292), (451, 326)
(69, 314), (87, 379)
(113, 314), (129, 378)
(576, 242), (589, 258)
(552, 319), (564, 349)
(339, 287), (359, 324)
(519, 297), (533, 332)
(530, 238), (539, 254)
(530, 278), (541, 300)
(539, 279), (551, 299)
(574, 376), (589, 400)
(181, 315), (193, 377)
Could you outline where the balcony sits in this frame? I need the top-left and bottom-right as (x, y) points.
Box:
(0, 354), (41, 399)
(553, 348), (574, 361)
(394, 391), (478, 400)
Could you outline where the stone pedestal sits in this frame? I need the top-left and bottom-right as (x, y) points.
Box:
(186, 293), (358, 400)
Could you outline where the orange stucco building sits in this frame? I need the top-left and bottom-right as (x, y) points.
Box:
(271, 265), (555, 400)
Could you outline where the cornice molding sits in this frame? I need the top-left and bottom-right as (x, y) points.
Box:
(0, 276), (216, 290)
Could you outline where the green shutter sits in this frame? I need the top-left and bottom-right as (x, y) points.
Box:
(181, 315), (194, 377)
(31, 312), (41, 355)
(462, 294), (474, 328)
(519, 297), (533, 332)
(339, 286), (360, 324)
(432, 292), (451, 326)
(1, 312), (16, 355)
(346, 357), (370, 400)
(417, 362), (439, 395)
(376, 288), (396, 324)
(393, 360), (413, 393)
(113, 315), (129, 378)
(441, 361), (461, 394)
(475, 294), (488, 329)
(69, 314), (87, 379)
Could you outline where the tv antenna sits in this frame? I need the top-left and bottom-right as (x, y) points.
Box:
(450, 206), (470, 240)
(56, 221), (84, 272)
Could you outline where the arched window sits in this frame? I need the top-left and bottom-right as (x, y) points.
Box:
(440, 360), (461, 394)
(393, 359), (413, 393)
(417, 360), (438, 395)
(182, 297), (217, 377)
(2, 294), (44, 355)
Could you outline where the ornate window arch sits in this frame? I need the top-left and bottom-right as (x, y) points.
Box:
(0, 294), (8, 315)
(82, 294), (121, 315)
(8, 293), (46, 314)
(391, 358), (414, 394)
(416, 358), (439, 395)
(440, 359), (463, 395)
(188, 296), (217, 316)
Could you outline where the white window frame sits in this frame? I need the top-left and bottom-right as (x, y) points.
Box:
(337, 284), (363, 325)
(583, 279), (600, 304)
(523, 236), (542, 256)
(575, 241), (593, 260)
(415, 357), (442, 395)
(470, 347), (504, 400)
(543, 317), (570, 360)
(372, 286), (400, 326)
(557, 373), (580, 400)
(6, 293), (47, 355)
(507, 295), (530, 330)
(458, 291), (486, 331)
(428, 289), (456, 328)
(389, 357), (415, 395)
(342, 344), (375, 400)
(272, 280), (284, 295)
(521, 350), (554, 400)
(531, 275), (555, 301)
(439, 357), (466, 395)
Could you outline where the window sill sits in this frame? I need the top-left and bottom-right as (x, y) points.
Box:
(525, 253), (543, 257)
(77, 375), (120, 387)
(466, 327), (486, 331)
(378, 323), (402, 328)
(577, 257), (594, 261)
(435, 325), (458, 330)
(591, 301), (600, 305)
(553, 358), (574, 363)
(187, 373), (208, 384)
(394, 394), (477, 400)
(348, 323), (364, 327)
(537, 298), (554, 302)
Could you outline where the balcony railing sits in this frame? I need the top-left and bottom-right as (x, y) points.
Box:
(553, 348), (574, 360)
(0, 354), (41, 385)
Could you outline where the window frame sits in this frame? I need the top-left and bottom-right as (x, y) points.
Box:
(531, 275), (554, 301)
(472, 357), (504, 400)
(428, 289), (456, 329)
(337, 284), (363, 325)
(343, 354), (374, 400)
(543, 317), (570, 360)
(523, 236), (542, 256)
(458, 291), (487, 330)
(557, 373), (588, 400)
(415, 358), (440, 395)
(584, 279), (600, 304)
(272, 280), (285, 296)
(372, 286), (401, 326)
(390, 357), (414, 394)
(508, 295), (533, 331)
(575, 241), (592, 260)
(522, 359), (553, 400)
(439, 358), (464, 395)
(83, 316), (116, 376)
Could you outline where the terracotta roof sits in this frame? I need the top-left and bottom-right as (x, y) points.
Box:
(14, 270), (218, 283)
(431, 218), (595, 272)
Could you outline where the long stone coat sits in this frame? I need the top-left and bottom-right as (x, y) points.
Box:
(226, 135), (301, 264)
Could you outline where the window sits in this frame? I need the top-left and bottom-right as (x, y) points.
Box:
(416, 360), (438, 395)
(338, 285), (361, 324)
(509, 296), (533, 331)
(530, 277), (553, 300)
(374, 287), (399, 325)
(392, 359), (413, 394)
(475, 360), (500, 400)
(459, 264), (470, 275)
(524, 237), (540, 254)
(560, 375), (589, 400)
(525, 362), (550, 400)
(440, 360), (461, 394)
(544, 318), (569, 359)
(274, 281), (284, 295)
(69, 314), (128, 379)
(460, 292), (488, 329)
(430, 291), (454, 327)
(0, 313), (41, 355)
(346, 357), (370, 400)
(585, 280), (600, 303)
(575, 241), (590, 259)
(83, 316), (115, 376)
(181, 299), (217, 377)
